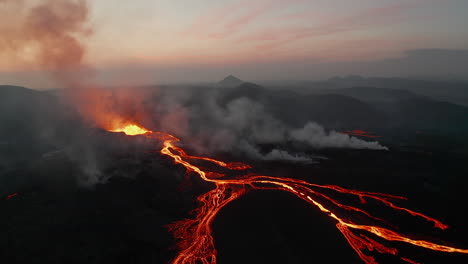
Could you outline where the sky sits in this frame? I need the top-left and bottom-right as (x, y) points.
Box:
(1, 0), (468, 88)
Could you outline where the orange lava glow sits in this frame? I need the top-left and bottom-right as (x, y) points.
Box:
(107, 125), (468, 264)
(110, 124), (150, 136)
(5, 193), (18, 200)
(401, 257), (422, 264)
(340, 129), (382, 138)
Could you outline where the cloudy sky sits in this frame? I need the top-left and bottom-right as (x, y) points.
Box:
(90, 0), (467, 64)
(1, 0), (468, 87)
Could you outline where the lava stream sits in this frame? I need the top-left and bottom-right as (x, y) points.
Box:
(111, 126), (468, 264)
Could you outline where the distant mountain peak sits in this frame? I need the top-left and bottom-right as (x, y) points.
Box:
(219, 75), (243, 86)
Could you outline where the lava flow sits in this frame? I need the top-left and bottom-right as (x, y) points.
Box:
(110, 124), (468, 264)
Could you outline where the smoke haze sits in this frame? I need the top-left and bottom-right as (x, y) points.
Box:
(0, 0), (388, 189)
(291, 122), (388, 150)
(140, 87), (389, 159)
(0, 0), (91, 86)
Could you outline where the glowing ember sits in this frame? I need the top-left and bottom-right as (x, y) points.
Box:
(340, 129), (382, 138)
(5, 193), (18, 200)
(110, 126), (468, 264)
(110, 124), (151, 136)
(401, 257), (422, 264)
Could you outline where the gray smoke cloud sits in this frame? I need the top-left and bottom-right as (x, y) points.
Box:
(0, 0), (92, 85)
(0, 0), (105, 188)
(290, 122), (388, 150)
(149, 88), (388, 163)
(238, 142), (317, 163)
(0, 0), (387, 191)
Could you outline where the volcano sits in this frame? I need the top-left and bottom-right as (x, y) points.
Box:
(218, 75), (244, 86)
(2, 84), (468, 264)
(1, 0), (468, 262)
(102, 123), (468, 264)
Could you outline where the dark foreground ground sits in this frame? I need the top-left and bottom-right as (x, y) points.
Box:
(1, 141), (468, 264)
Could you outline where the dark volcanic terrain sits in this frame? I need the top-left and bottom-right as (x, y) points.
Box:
(1, 81), (468, 263)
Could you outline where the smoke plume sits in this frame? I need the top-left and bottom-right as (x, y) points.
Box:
(0, 0), (91, 86)
(145, 88), (388, 162)
(0, 0), (387, 189)
(0, 0), (102, 187)
(290, 122), (388, 150)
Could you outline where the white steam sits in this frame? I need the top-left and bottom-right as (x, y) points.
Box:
(151, 89), (388, 163)
(290, 122), (388, 150)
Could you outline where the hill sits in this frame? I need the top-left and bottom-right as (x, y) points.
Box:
(219, 82), (387, 129)
(218, 75), (244, 87)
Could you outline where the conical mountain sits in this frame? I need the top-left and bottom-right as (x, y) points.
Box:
(219, 75), (244, 86)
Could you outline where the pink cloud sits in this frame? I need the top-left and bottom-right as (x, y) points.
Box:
(183, 0), (310, 40)
(181, 0), (250, 36)
(208, 3), (273, 39)
(239, 1), (423, 52)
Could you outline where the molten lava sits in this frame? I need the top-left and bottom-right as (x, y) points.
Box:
(109, 123), (468, 264)
(110, 124), (150, 136)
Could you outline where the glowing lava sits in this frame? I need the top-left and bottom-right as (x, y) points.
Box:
(5, 193), (18, 200)
(340, 129), (382, 138)
(110, 124), (150, 136)
(109, 124), (468, 264)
